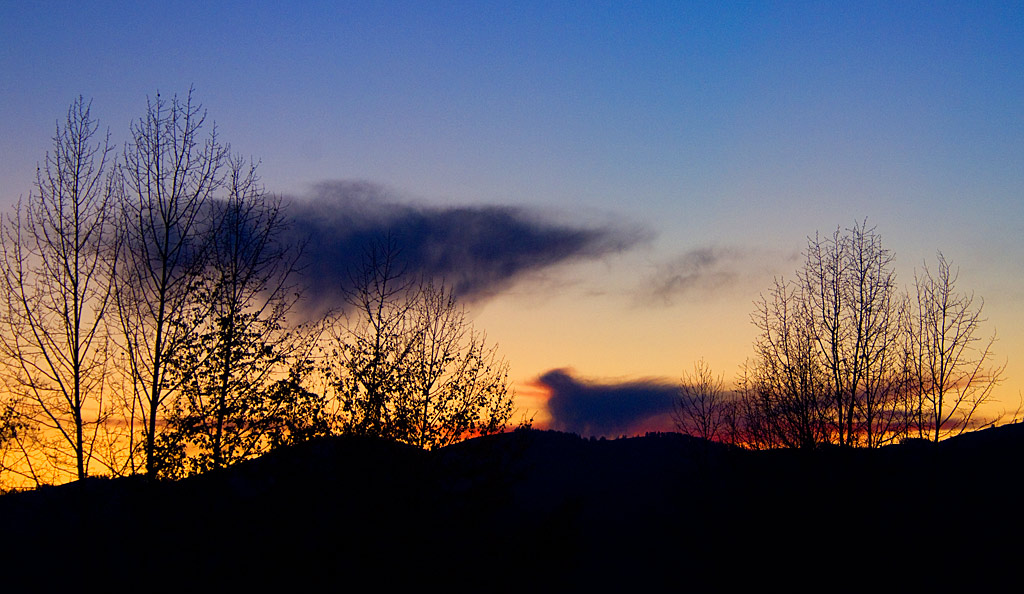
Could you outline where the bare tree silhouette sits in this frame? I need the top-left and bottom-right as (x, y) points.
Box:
(325, 237), (419, 440)
(402, 278), (512, 449)
(740, 222), (912, 448)
(155, 158), (324, 477)
(907, 253), (1004, 441)
(673, 359), (730, 443)
(114, 88), (229, 478)
(739, 222), (1009, 449)
(800, 221), (907, 447)
(0, 97), (117, 483)
(743, 277), (831, 449)
(323, 238), (513, 449)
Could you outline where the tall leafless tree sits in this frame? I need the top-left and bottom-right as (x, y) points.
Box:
(114, 89), (228, 478)
(741, 221), (912, 449)
(907, 253), (1004, 441)
(0, 97), (117, 483)
(800, 221), (906, 446)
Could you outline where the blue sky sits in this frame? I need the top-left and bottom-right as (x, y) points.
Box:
(2, 1), (1022, 432)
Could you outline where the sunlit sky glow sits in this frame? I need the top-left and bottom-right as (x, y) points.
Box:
(2, 1), (1022, 434)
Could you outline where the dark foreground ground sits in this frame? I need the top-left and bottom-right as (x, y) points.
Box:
(3, 425), (1023, 589)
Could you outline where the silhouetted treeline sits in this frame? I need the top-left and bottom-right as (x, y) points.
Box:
(0, 91), (514, 489)
(675, 221), (1006, 449)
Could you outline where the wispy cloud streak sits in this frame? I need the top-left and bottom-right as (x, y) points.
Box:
(642, 247), (744, 305)
(639, 245), (798, 306)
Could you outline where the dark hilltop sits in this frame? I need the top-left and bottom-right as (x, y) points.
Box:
(3, 425), (1023, 589)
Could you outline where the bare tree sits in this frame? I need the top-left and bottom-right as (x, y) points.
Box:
(907, 253), (1004, 441)
(324, 239), (514, 449)
(326, 237), (420, 440)
(744, 277), (831, 449)
(741, 222), (1007, 450)
(800, 221), (906, 447)
(156, 158), (324, 476)
(400, 279), (512, 449)
(114, 89), (228, 477)
(673, 359), (729, 443)
(0, 97), (116, 483)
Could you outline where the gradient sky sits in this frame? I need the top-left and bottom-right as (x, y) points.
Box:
(2, 1), (1022, 435)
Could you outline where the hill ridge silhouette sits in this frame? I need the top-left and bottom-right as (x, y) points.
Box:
(3, 426), (1023, 588)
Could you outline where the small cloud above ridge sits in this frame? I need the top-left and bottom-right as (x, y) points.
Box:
(537, 368), (678, 438)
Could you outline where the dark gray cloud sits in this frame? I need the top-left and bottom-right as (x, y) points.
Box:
(539, 369), (678, 438)
(284, 181), (644, 315)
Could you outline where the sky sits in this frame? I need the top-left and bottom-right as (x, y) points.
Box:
(2, 1), (1022, 436)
